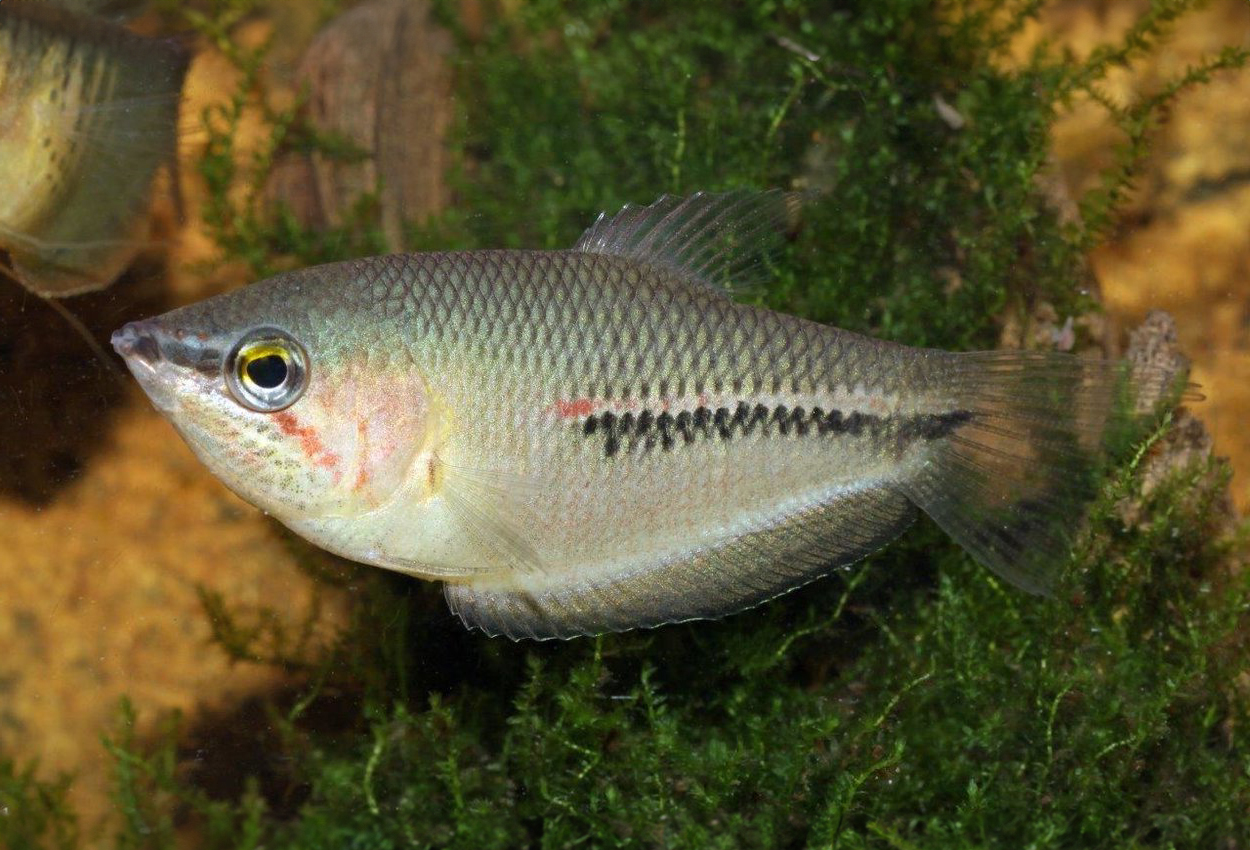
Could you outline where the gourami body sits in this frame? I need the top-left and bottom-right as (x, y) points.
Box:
(0, 0), (187, 296)
(113, 191), (1159, 640)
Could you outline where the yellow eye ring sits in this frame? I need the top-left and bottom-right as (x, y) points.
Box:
(225, 329), (308, 412)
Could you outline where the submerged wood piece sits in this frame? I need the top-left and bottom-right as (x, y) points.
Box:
(266, 0), (453, 250)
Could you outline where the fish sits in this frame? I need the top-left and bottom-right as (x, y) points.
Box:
(0, 0), (188, 296)
(52, 0), (151, 22)
(111, 190), (1167, 640)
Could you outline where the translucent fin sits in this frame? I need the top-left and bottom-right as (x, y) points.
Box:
(444, 486), (916, 640)
(2, 220), (160, 295)
(0, 2), (188, 296)
(572, 189), (803, 293)
(53, 0), (150, 22)
(901, 350), (1173, 595)
(437, 456), (546, 577)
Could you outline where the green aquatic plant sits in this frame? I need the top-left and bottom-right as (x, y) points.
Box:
(0, 757), (78, 850)
(106, 440), (1248, 848)
(19, 0), (1250, 846)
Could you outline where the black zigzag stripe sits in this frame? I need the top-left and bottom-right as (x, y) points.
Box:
(582, 402), (973, 458)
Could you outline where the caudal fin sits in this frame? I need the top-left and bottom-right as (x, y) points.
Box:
(902, 349), (1178, 594)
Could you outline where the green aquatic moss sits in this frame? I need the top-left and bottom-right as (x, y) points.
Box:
(53, 0), (1250, 847)
(109, 442), (1249, 849)
(0, 757), (78, 850)
(434, 0), (1074, 351)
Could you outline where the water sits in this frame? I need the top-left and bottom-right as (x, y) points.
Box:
(1, 0), (1248, 846)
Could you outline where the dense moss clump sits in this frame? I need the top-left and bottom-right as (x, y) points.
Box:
(8, 0), (1248, 846)
(93, 431), (1249, 849)
(0, 758), (78, 850)
(199, 443), (1247, 849)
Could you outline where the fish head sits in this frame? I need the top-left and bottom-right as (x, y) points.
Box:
(111, 270), (432, 523)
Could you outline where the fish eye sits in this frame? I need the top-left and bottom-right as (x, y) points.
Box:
(246, 354), (287, 389)
(225, 330), (308, 412)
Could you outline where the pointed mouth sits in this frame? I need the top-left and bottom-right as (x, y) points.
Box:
(110, 319), (187, 414)
(111, 320), (164, 373)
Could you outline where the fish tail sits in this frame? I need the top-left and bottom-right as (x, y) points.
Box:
(901, 349), (1176, 594)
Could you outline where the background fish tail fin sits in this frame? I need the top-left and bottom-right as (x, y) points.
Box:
(901, 349), (1181, 594)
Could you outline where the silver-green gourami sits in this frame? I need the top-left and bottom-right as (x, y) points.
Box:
(112, 191), (1165, 640)
(0, 0), (187, 296)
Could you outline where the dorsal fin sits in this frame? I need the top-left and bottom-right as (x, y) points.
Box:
(573, 190), (803, 293)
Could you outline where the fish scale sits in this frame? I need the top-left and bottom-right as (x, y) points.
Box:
(113, 190), (1164, 639)
(290, 250), (943, 599)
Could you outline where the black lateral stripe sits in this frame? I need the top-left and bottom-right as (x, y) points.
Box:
(657, 411), (675, 449)
(791, 406), (808, 436)
(773, 405), (790, 435)
(895, 409), (975, 441)
(579, 403), (974, 457)
(692, 406), (711, 436)
(600, 412), (619, 457)
(749, 404), (769, 432)
(676, 410), (694, 443)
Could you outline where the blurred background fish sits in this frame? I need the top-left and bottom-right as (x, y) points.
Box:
(54, 0), (150, 20)
(0, 0), (187, 297)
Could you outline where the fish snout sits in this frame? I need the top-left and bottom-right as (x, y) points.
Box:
(111, 320), (164, 370)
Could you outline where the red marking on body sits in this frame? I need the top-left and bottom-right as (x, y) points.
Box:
(274, 411), (341, 475)
(555, 398), (595, 418)
(554, 395), (732, 418)
(353, 418), (371, 491)
(352, 417), (370, 492)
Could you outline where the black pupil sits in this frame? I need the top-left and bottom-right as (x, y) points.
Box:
(246, 354), (288, 389)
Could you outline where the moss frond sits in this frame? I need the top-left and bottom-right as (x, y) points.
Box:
(0, 756), (79, 850)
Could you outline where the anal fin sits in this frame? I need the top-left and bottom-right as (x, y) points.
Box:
(444, 486), (916, 640)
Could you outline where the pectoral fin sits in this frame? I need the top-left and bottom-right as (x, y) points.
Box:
(436, 456), (547, 577)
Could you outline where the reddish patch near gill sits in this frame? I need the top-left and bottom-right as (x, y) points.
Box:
(273, 410), (341, 474)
